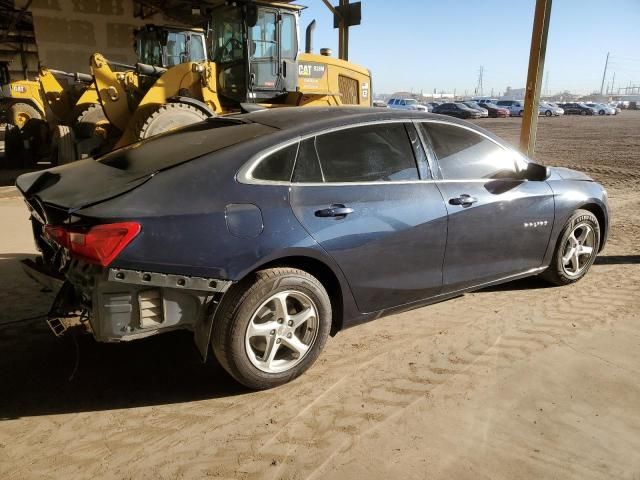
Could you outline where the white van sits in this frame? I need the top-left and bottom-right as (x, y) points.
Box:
(496, 100), (525, 116)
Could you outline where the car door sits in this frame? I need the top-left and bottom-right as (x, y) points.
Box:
(417, 121), (555, 291)
(289, 121), (448, 313)
(248, 8), (280, 93)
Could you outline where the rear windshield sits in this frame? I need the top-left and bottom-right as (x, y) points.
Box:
(98, 119), (275, 174)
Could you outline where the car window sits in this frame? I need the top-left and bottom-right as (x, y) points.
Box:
(314, 123), (419, 182)
(252, 143), (299, 181)
(292, 138), (323, 182)
(420, 122), (518, 180)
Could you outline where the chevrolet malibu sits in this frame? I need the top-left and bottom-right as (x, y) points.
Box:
(18, 107), (609, 389)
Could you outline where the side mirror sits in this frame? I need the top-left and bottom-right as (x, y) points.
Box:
(523, 162), (550, 181)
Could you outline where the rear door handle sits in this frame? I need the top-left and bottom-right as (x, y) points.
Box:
(315, 204), (354, 218)
(449, 194), (478, 206)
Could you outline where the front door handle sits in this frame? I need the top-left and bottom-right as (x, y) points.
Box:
(315, 204), (354, 218)
(449, 194), (478, 206)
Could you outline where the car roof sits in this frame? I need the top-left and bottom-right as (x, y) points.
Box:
(231, 106), (449, 134)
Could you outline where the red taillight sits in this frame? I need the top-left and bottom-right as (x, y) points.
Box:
(44, 222), (141, 267)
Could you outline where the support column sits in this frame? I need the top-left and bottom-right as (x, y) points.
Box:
(520, 0), (553, 158)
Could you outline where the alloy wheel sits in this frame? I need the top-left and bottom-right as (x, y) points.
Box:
(561, 222), (596, 277)
(245, 290), (319, 373)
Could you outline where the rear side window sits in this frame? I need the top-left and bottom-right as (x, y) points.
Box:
(252, 143), (298, 181)
(314, 123), (419, 182)
(420, 122), (518, 180)
(292, 138), (323, 182)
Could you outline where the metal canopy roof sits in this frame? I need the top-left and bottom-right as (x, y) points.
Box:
(134, 0), (304, 25)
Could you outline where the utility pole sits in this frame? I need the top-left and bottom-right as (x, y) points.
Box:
(520, 0), (552, 158)
(544, 70), (550, 96)
(610, 72), (615, 95)
(476, 66), (484, 97)
(600, 52), (609, 95)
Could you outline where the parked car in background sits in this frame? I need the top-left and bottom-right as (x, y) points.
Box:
(387, 98), (429, 112)
(461, 102), (489, 117)
(373, 100), (389, 108)
(586, 103), (615, 115)
(18, 107), (609, 389)
(476, 98), (499, 105)
(562, 103), (595, 115)
(433, 102), (483, 119)
(496, 100), (525, 116)
(427, 102), (442, 109)
(481, 102), (511, 118)
(539, 102), (564, 116)
(608, 103), (622, 114)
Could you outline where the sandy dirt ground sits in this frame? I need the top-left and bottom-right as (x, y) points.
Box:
(0, 112), (639, 480)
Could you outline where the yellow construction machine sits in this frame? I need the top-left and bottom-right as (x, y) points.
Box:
(1, 65), (103, 166)
(92, 0), (372, 148)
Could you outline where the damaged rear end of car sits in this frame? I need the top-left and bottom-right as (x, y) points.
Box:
(17, 118), (275, 356)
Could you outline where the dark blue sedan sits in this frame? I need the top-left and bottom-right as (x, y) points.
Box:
(18, 107), (609, 389)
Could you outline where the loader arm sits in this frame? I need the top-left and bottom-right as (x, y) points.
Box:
(91, 53), (139, 132)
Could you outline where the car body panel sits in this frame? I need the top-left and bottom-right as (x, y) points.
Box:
(436, 179), (555, 290)
(290, 182), (448, 312)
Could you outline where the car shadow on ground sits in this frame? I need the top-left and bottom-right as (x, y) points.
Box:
(595, 255), (640, 265)
(0, 255), (247, 420)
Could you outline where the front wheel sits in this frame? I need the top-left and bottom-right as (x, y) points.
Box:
(580, 110), (587, 116)
(212, 268), (332, 389)
(545, 110), (552, 117)
(541, 209), (600, 286)
(136, 102), (210, 140)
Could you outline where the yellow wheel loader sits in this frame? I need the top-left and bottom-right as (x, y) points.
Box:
(92, 0), (372, 149)
(1, 65), (104, 166)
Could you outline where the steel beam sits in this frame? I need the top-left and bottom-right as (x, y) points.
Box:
(520, 0), (552, 158)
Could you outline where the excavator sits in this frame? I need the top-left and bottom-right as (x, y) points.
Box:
(91, 0), (372, 149)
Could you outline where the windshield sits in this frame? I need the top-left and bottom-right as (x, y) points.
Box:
(136, 30), (163, 66)
(212, 7), (245, 63)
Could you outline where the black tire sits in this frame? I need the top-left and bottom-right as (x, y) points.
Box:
(545, 110), (552, 117)
(599, 109), (605, 115)
(136, 102), (209, 140)
(9, 102), (42, 128)
(20, 118), (49, 168)
(74, 103), (107, 138)
(212, 267), (332, 390)
(541, 209), (600, 286)
(51, 125), (76, 165)
(580, 110), (587, 116)
(4, 123), (25, 168)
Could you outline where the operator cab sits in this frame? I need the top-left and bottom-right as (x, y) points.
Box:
(211, 2), (300, 108)
(135, 25), (207, 68)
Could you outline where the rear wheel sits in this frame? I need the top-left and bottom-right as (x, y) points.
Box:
(136, 102), (210, 140)
(4, 123), (24, 168)
(580, 110), (587, 116)
(541, 209), (600, 286)
(51, 125), (76, 165)
(9, 102), (42, 129)
(545, 110), (552, 117)
(212, 267), (331, 390)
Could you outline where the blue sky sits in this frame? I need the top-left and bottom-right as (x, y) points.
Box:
(299, 0), (640, 95)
